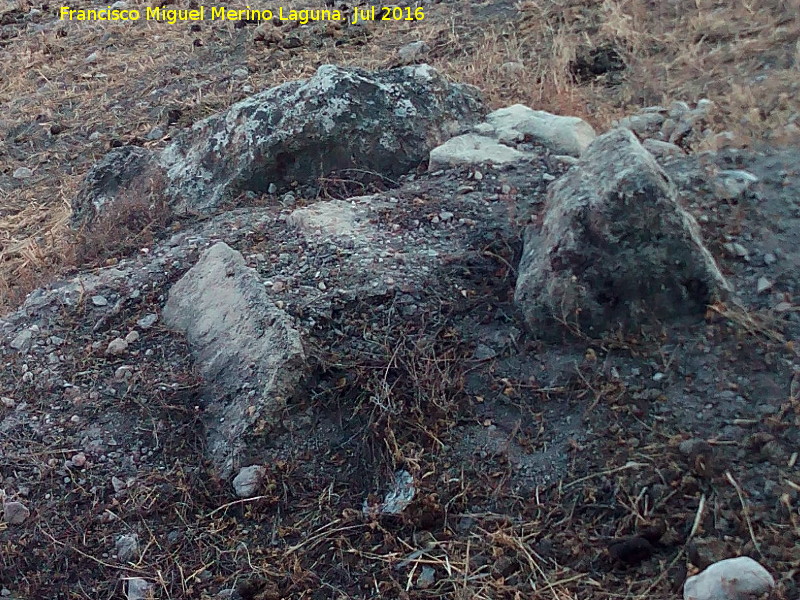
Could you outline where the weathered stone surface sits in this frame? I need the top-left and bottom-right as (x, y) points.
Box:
(484, 104), (596, 156)
(618, 111), (666, 137)
(429, 133), (532, 168)
(70, 146), (156, 229)
(163, 242), (307, 476)
(684, 556), (775, 600)
(514, 128), (731, 337)
(642, 138), (685, 159)
(158, 64), (483, 213)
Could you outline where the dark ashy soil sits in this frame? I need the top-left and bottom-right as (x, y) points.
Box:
(1, 145), (799, 599)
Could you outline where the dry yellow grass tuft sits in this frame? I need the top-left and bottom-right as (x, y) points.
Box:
(1, 0), (799, 313)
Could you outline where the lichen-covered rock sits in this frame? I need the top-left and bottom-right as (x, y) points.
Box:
(72, 64), (484, 226)
(163, 242), (307, 476)
(514, 128), (731, 338)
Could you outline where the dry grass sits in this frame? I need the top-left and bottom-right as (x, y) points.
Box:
(2, 0), (800, 312)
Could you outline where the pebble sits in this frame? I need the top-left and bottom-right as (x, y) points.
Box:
(723, 242), (749, 259)
(116, 533), (140, 562)
(136, 313), (158, 329)
(3, 501), (30, 525)
(91, 295), (108, 306)
(714, 169), (759, 200)
(756, 277), (772, 294)
(763, 252), (776, 265)
(71, 452), (87, 467)
(233, 465), (266, 498)
(416, 566), (436, 588)
(124, 330), (140, 344)
(106, 338), (129, 355)
(126, 577), (153, 600)
(12, 167), (33, 179)
(439, 211), (454, 222)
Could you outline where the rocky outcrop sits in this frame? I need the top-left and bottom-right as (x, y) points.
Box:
(163, 242), (307, 476)
(71, 64), (485, 228)
(514, 128), (731, 337)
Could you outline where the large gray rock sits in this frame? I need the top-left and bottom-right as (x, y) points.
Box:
(514, 128), (731, 337)
(72, 64), (484, 227)
(163, 242), (307, 476)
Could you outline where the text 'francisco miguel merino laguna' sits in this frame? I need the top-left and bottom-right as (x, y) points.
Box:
(59, 5), (426, 24)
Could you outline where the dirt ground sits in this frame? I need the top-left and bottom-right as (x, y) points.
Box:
(2, 142), (799, 598)
(1, 0), (800, 599)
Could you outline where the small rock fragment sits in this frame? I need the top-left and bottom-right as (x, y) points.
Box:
(416, 566), (436, 588)
(232, 465), (266, 498)
(126, 577), (153, 600)
(3, 501), (30, 525)
(756, 277), (772, 294)
(714, 170), (759, 200)
(13, 167), (33, 179)
(136, 313), (158, 329)
(106, 338), (129, 355)
(683, 556), (774, 600)
(116, 533), (140, 562)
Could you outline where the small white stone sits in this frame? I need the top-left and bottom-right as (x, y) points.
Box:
(136, 313), (158, 329)
(12, 167), (33, 179)
(756, 277), (772, 294)
(91, 295), (108, 306)
(232, 465), (266, 498)
(124, 330), (140, 344)
(683, 556), (774, 600)
(106, 338), (129, 355)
